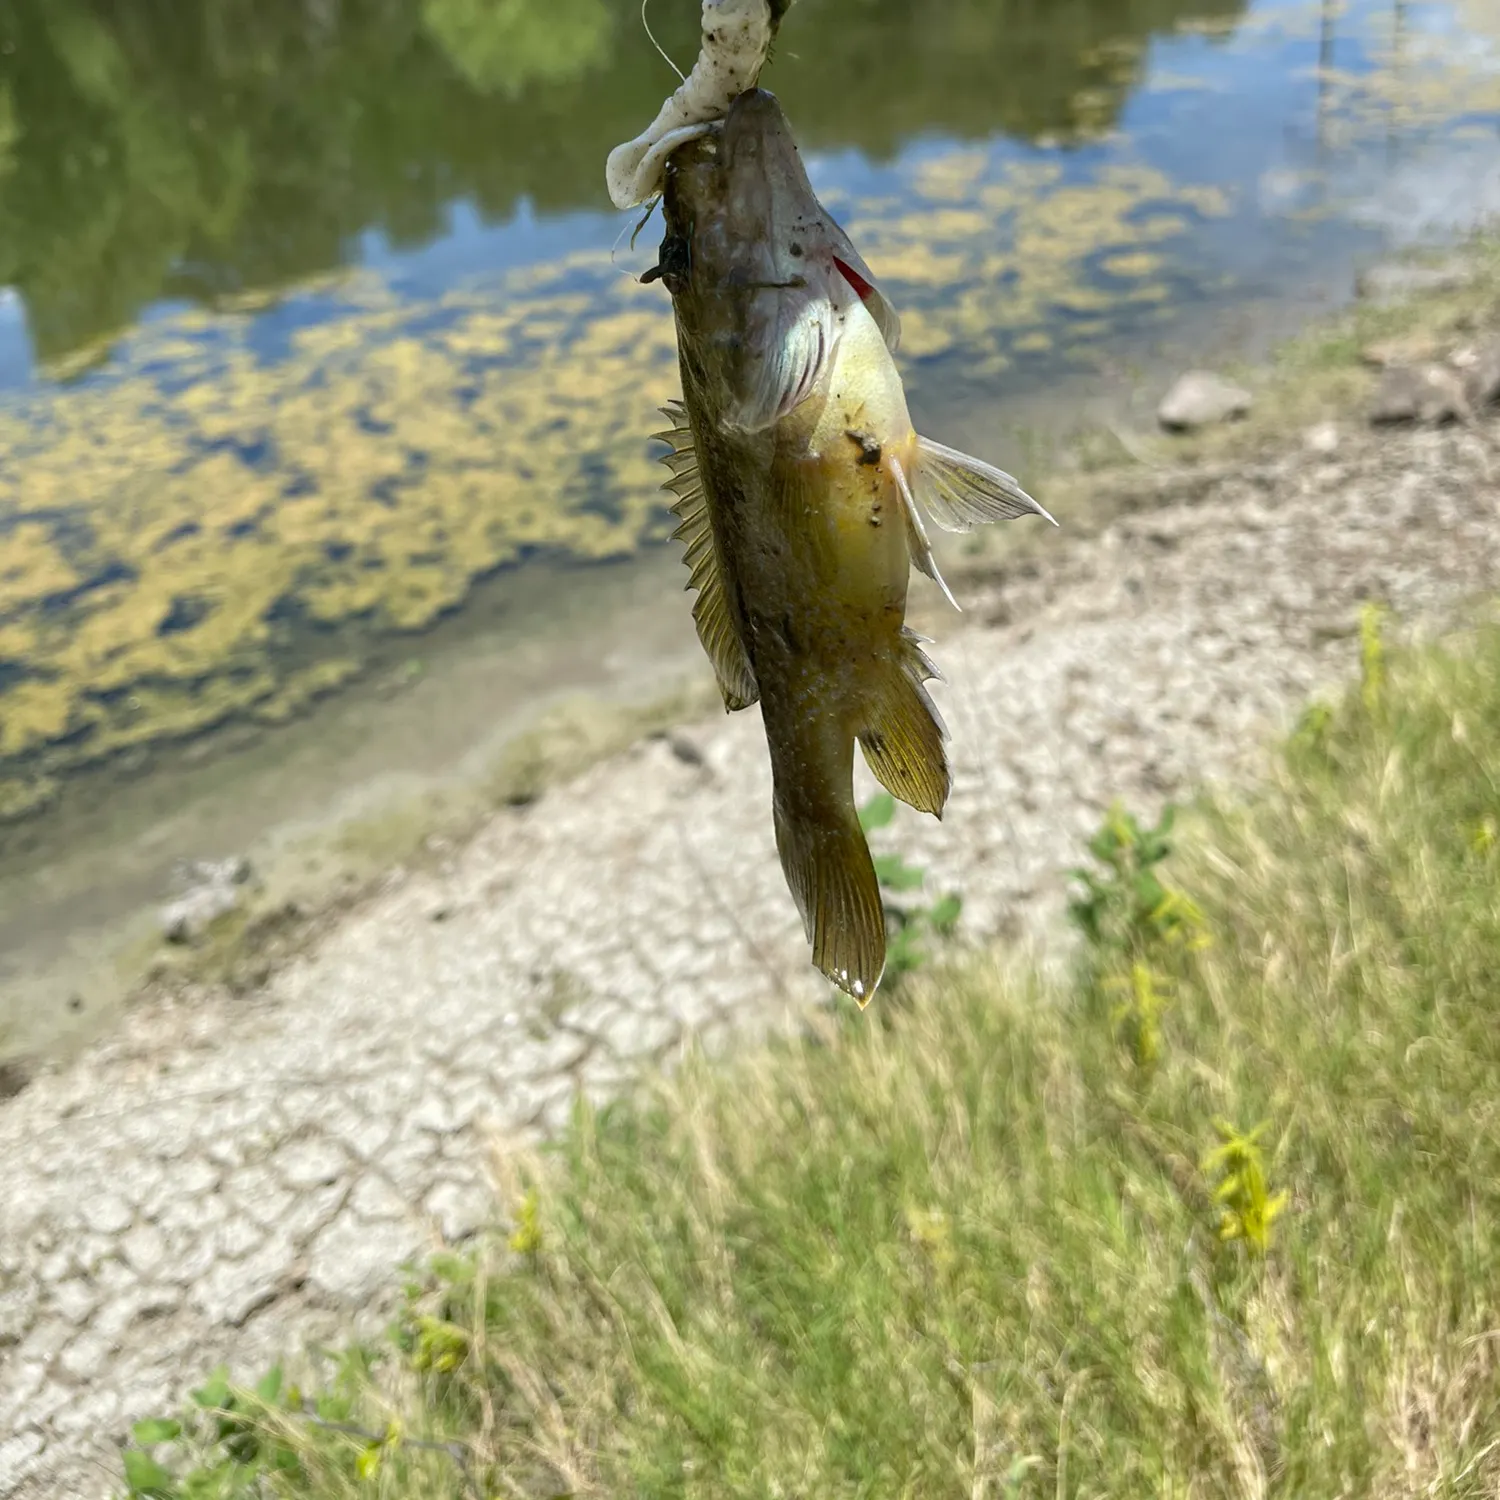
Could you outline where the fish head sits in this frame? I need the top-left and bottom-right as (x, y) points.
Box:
(657, 88), (900, 432)
(716, 86), (817, 263)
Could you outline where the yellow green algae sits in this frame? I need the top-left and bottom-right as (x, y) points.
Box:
(0, 156), (1238, 808)
(4, 0), (1499, 813)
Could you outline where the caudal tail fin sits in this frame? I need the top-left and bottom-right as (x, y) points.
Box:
(769, 638), (951, 1005)
(773, 792), (886, 1007)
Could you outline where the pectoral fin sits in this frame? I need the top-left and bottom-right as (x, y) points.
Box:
(857, 629), (951, 819)
(909, 435), (1057, 532)
(655, 403), (759, 712)
(726, 294), (836, 433)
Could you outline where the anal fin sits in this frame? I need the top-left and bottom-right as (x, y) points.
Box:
(655, 402), (759, 712)
(857, 633), (951, 819)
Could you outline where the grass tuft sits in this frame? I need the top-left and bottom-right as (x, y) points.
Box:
(130, 610), (1500, 1499)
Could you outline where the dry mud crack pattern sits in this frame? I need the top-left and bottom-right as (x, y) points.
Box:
(2, 419), (1499, 1498)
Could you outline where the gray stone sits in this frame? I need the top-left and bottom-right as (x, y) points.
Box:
(306, 1217), (420, 1306)
(1302, 421), (1341, 456)
(119, 1223), (167, 1280)
(212, 1215), (266, 1262)
(50, 1386), (123, 1439)
(57, 1332), (114, 1385)
(1158, 371), (1253, 432)
(93, 1290), (159, 1341)
(1455, 336), (1500, 407)
(348, 1174), (409, 1223)
(1370, 363), (1470, 426)
(1356, 258), (1475, 303)
(277, 1182), (347, 1246)
(0, 1432), (45, 1492)
(19, 1318), (73, 1363)
(340, 1114), (395, 1162)
(192, 1235), (295, 1327)
(271, 1137), (348, 1190)
(409, 1093), (464, 1136)
(423, 1180), (492, 1244)
(50, 1280), (97, 1328)
(0, 1272), (40, 1346)
(171, 854), (253, 891)
(81, 1192), (134, 1236)
(160, 880), (243, 945)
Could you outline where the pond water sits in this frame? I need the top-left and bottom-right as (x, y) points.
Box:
(1, 0), (1499, 1056)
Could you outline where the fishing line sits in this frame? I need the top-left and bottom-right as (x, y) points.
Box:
(609, 194), (663, 277)
(641, 0), (686, 82)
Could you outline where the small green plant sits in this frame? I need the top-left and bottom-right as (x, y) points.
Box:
(120, 1365), (305, 1499)
(507, 1186), (543, 1257)
(1360, 601), (1387, 714)
(1202, 1119), (1288, 1255)
(353, 1419), (403, 1481)
(1289, 698), (1335, 757)
(392, 1250), (478, 1377)
(119, 1348), (478, 1499)
(859, 792), (964, 985)
(902, 1202), (956, 1275)
(1470, 815), (1496, 857)
(1068, 801), (1206, 967)
(1106, 960), (1172, 1068)
(404, 1314), (471, 1376)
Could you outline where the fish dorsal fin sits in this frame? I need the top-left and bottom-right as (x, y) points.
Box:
(856, 631), (951, 819)
(889, 454), (961, 612)
(726, 294), (837, 433)
(909, 435), (1057, 533)
(654, 402), (759, 712)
